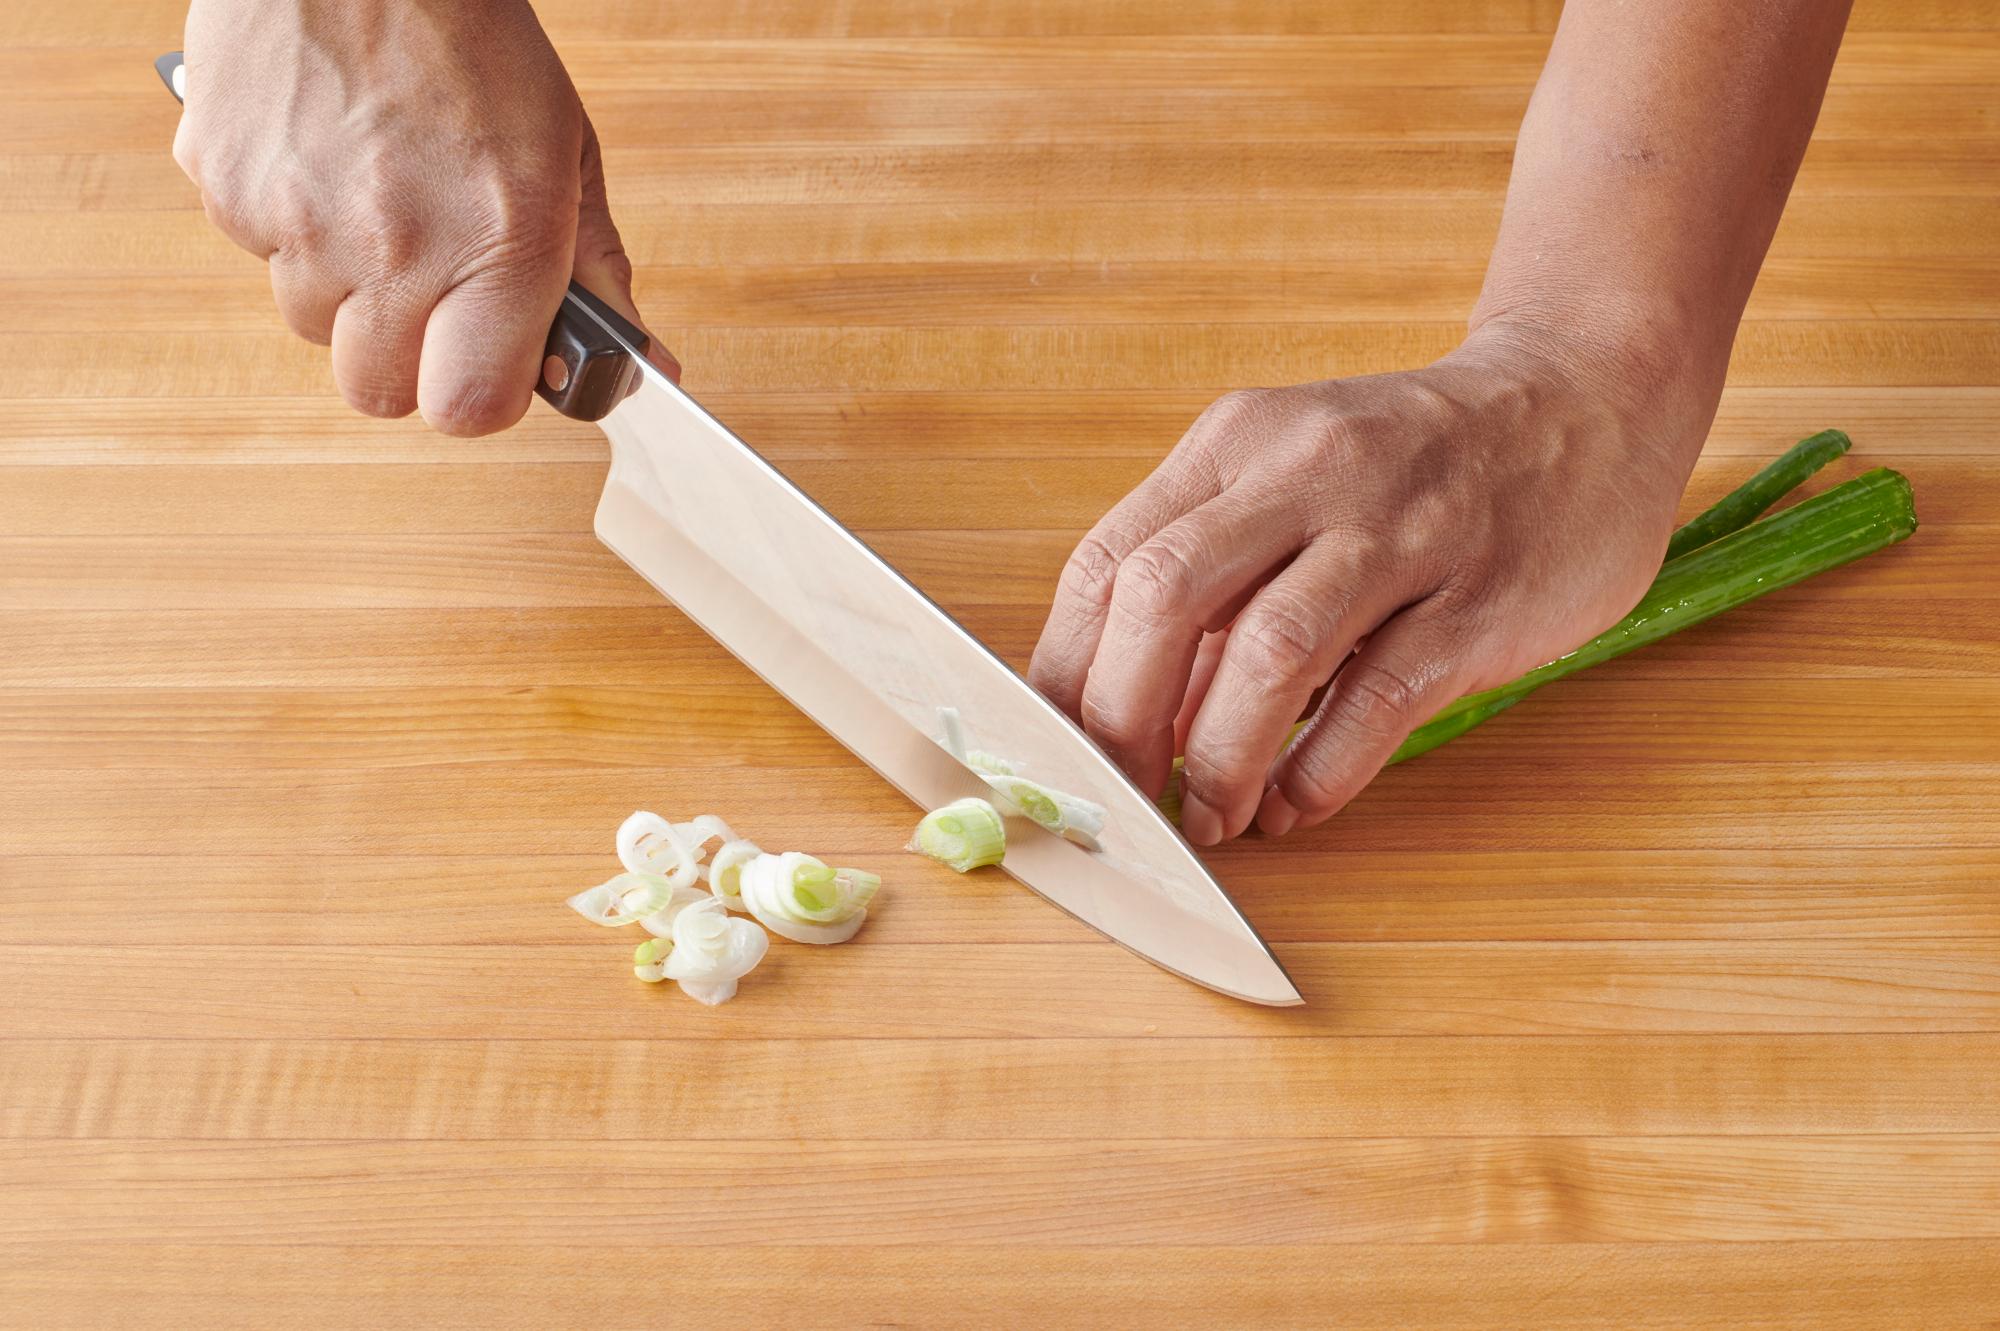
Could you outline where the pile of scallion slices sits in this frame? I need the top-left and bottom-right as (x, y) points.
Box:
(567, 714), (1120, 1005)
(566, 812), (881, 1006)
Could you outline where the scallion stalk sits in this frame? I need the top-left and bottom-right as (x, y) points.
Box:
(1663, 428), (1850, 562)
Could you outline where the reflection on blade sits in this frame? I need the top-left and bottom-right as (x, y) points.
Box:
(591, 366), (1302, 1006)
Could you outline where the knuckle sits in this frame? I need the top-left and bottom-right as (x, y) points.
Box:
(170, 128), (201, 182)
(1077, 691), (1148, 751)
(267, 186), (325, 258)
(1196, 389), (1263, 434)
(586, 241), (635, 293)
(1023, 651), (1071, 706)
(1232, 602), (1328, 688)
(1289, 414), (1360, 479)
(484, 168), (577, 255)
(1427, 576), (1490, 626)
(360, 208), (428, 275)
(337, 318), (421, 418)
(1179, 745), (1254, 806)
(1111, 539), (1200, 624)
(1308, 404), (1361, 447)
(197, 187), (229, 232)
(1330, 660), (1425, 741)
(1057, 535), (1125, 609)
(1275, 736), (1354, 816)
(342, 283), (421, 338)
(196, 178), (244, 234)
(1440, 552), (1498, 600)
(1345, 536), (1393, 580)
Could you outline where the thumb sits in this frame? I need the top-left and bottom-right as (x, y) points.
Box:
(573, 113), (680, 383)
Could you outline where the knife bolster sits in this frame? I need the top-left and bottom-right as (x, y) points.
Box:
(538, 283), (652, 422)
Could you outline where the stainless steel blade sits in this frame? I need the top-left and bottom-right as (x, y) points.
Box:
(592, 365), (1302, 1006)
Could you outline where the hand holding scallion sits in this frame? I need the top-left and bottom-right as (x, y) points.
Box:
(1030, 0), (1859, 843)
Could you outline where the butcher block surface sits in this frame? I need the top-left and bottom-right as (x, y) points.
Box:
(4, 1), (1999, 1325)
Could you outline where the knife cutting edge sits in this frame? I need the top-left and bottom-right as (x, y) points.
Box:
(156, 52), (1303, 1006)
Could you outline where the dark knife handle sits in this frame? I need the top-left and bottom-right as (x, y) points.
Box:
(153, 51), (647, 423)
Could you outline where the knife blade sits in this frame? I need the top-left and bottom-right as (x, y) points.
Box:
(157, 52), (1301, 1005)
(593, 363), (1300, 1005)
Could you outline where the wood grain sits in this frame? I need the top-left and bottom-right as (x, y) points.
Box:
(14, 258), (2000, 331)
(8, 844), (2000, 946)
(5, 0), (1998, 1326)
(2, 456), (1988, 537)
(9, 940), (2000, 1039)
(6, 386), (1996, 465)
(6, 1243), (1999, 1331)
(12, 142), (2000, 213)
(3, 1239), (2000, 1327)
(14, 85), (2000, 156)
(12, 1035), (2000, 1139)
(8, 1136), (2000, 1245)
(11, 198), (2000, 274)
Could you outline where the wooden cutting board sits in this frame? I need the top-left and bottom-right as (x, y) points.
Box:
(3, 1), (1998, 1325)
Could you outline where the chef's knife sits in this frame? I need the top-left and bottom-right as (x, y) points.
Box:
(158, 53), (1302, 1006)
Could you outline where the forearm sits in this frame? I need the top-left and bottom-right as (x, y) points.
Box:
(1470, 0), (1853, 450)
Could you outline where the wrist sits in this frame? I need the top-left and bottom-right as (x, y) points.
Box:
(1455, 300), (1727, 470)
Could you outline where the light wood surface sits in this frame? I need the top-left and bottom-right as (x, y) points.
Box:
(3, 1), (1997, 1326)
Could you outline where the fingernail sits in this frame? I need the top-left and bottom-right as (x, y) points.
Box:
(1180, 794), (1224, 846)
(1256, 787), (1299, 837)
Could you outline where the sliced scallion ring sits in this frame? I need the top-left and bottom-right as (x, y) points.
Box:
(673, 814), (738, 860)
(704, 838), (763, 912)
(661, 896), (770, 1004)
(615, 811), (701, 888)
(567, 871), (680, 928)
(936, 710), (1107, 850)
(739, 851), (879, 945)
(637, 882), (717, 938)
(911, 797), (1007, 873)
(982, 776), (1107, 850)
(632, 936), (673, 983)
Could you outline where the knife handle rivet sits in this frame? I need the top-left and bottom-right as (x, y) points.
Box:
(542, 354), (571, 393)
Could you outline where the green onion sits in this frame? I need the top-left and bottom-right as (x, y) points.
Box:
(1664, 429), (1850, 561)
(567, 871), (681, 927)
(632, 936), (673, 983)
(704, 838), (763, 912)
(615, 811), (701, 888)
(660, 896), (770, 1004)
(788, 862), (843, 921)
(739, 851), (880, 944)
(911, 797), (1008, 873)
(981, 772), (1107, 848)
(941, 710), (1108, 848)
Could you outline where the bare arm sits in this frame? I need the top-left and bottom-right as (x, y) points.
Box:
(1029, 0), (1854, 843)
(1476, 0), (1853, 449)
